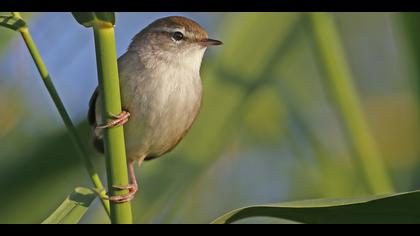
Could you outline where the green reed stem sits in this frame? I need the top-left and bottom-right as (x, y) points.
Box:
(10, 12), (110, 214)
(308, 12), (394, 194)
(93, 25), (132, 224)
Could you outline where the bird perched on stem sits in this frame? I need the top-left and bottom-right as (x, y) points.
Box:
(88, 16), (222, 202)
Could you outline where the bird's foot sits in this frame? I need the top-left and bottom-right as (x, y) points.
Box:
(104, 160), (139, 203)
(106, 184), (138, 203)
(96, 110), (130, 129)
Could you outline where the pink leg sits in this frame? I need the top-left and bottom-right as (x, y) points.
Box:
(108, 160), (139, 203)
(96, 110), (130, 129)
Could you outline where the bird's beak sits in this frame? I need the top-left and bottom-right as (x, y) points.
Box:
(199, 38), (223, 46)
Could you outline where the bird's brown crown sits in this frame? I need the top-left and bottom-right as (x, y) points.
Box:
(143, 16), (208, 41)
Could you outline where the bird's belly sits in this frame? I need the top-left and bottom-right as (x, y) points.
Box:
(122, 76), (202, 161)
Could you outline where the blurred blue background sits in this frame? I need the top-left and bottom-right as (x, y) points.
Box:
(0, 12), (420, 223)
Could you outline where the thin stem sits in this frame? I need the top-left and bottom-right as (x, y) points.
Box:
(11, 12), (110, 214)
(308, 12), (394, 194)
(93, 25), (132, 224)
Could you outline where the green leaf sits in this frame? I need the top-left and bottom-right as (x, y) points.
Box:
(71, 12), (115, 28)
(42, 187), (97, 224)
(212, 190), (420, 224)
(0, 15), (27, 31)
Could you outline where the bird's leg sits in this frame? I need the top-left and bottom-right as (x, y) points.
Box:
(108, 160), (139, 203)
(96, 110), (130, 129)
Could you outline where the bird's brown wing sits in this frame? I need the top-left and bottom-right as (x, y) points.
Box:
(88, 87), (99, 126)
(88, 87), (105, 153)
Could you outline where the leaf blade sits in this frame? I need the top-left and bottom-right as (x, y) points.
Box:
(212, 190), (420, 224)
(42, 187), (97, 224)
(0, 15), (27, 31)
(71, 12), (115, 28)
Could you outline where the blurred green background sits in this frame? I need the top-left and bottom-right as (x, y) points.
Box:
(1, 12), (420, 223)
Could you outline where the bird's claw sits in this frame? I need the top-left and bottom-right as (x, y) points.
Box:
(105, 184), (138, 203)
(96, 110), (130, 129)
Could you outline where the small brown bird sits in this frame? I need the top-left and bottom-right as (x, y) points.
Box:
(88, 16), (222, 202)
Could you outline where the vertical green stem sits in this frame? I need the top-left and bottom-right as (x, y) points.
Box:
(308, 12), (394, 194)
(400, 13), (420, 117)
(11, 12), (110, 214)
(93, 25), (132, 224)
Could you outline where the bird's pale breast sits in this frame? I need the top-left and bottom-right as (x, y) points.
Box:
(95, 51), (203, 162)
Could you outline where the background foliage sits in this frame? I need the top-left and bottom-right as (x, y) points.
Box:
(0, 12), (419, 223)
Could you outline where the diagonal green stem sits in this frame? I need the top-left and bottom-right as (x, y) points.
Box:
(93, 24), (132, 224)
(11, 12), (110, 215)
(308, 12), (394, 194)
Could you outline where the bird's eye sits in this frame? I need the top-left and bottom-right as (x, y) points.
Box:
(172, 31), (184, 41)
